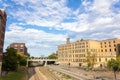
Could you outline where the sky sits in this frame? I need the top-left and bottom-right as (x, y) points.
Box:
(0, 0), (120, 57)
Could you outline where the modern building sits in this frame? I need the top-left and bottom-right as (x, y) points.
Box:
(7, 43), (29, 56)
(57, 38), (120, 68)
(0, 9), (7, 75)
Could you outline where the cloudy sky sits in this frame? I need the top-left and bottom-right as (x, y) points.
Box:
(0, 0), (120, 57)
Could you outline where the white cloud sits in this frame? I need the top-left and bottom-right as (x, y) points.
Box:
(6, 0), (120, 33)
(96, 17), (112, 24)
(10, 0), (71, 28)
(5, 23), (67, 56)
(91, 0), (111, 14)
(3, 0), (120, 56)
(8, 23), (25, 31)
(112, 30), (120, 38)
(57, 22), (89, 32)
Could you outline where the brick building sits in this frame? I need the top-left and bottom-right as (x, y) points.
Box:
(57, 38), (120, 68)
(0, 9), (7, 74)
(7, 43), (29, 56)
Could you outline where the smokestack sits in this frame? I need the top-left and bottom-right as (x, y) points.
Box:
(66, 38), (70, 44)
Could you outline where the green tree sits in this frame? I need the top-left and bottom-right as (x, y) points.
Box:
(117, 53), (120, 61)
(107, 59), (120, 80)
(2, 48), (18, 71)
(30, 56), (34, 59)
(117, 44), (120, 53)
(2, 48), (29, 71)
(48, 53), (57, 59)
(17, 54), (28, 66)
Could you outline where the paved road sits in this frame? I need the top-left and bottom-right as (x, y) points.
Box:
(28, 67), (47, 80)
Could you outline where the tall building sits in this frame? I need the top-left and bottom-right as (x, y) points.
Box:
(7, 43), (29, 56)
(0, 9), (7, 75)
(57, 38), (120, 68)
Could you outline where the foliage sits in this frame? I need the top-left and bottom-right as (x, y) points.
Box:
(107, 59), (120, 80)
(86, 52), (96, 68)
(30, 56), (34, 59)
(117, 44), (120, 53)
(107, 59), (120, 71)
(62, 74), (71, 79)
(48, 53), (57, 59)
(117, 53), (120, 61)
(17, 54), (28, 66)
(0, 71), (25, 80)
(2, 48), (18, 71)
(117, 44), (120, 61)
(2, 48), (28, 71)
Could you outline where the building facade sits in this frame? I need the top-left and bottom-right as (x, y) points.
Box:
(0, 9), (7, 75)
(7, 43), (29, 56)
(57, 38), (120, 68)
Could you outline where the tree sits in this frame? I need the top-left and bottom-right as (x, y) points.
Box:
(48, 53), (57, 59)
(107, 59), (120, 80)
(117, 53), (120, 61)
(2, 48), (29, 71)
(17, 54), (28, 66)
(86, 52), (96, 68)
(117, 44), (120, 53)
(30, 56), (34, 59)
(2, 48), (18, 71)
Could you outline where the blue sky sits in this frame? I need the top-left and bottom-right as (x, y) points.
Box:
(0, 0), (120, 57)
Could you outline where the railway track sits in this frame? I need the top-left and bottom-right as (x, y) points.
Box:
(29, 67), (46, 80)
(39, 67), (60, 80)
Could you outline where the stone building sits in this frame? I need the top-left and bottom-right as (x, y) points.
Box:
(57, 38), (120, 68)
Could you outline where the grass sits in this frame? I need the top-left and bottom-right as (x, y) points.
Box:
(62, 74), (71, 79)
(0, 71), (25, 80)
(0, 66), (28, 80)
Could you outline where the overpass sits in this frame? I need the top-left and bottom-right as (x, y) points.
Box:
(27, 58), (57, 66)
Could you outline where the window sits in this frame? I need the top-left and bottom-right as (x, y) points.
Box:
(105, 49), (107, 52)
(109, 45), (111, 47)
(99, 58), (101, 62)
(14, 48), (17, 50)
(21, 45), (24, 47)
(101, 50), (103, 52)
(113, 40), (115, 43)
(86, 49), (88, 52)
(20, 48), (24, 53)
(84, 54), (85, 57)
(114, 44), (116, 47)
(14, 44), (17, 47)
(104, 42), (106, 44)
(110, 49), (111, 52)
(75, 54), (78, 57)
(105, 58), (107, 62)
(114, 48), (116, 51)
(105, 45), (106, 47)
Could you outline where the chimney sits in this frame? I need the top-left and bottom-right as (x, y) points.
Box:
(66, 38), (70, 44)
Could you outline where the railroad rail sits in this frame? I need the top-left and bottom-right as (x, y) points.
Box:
(29, 67), (46, 80)
(39, 67), (60, 80)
